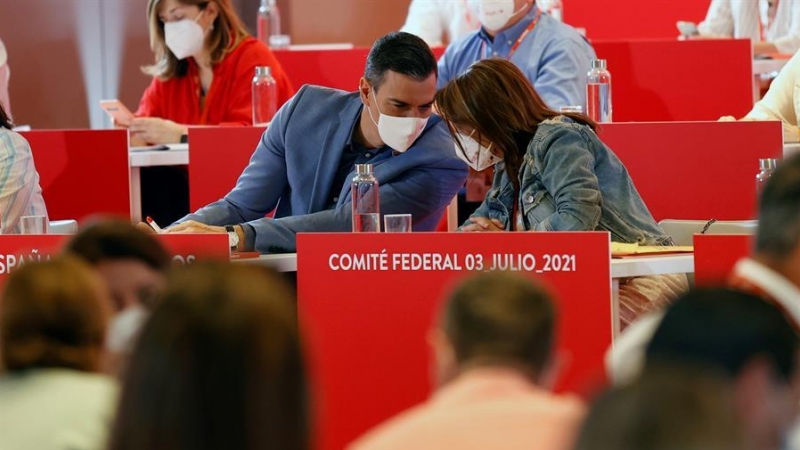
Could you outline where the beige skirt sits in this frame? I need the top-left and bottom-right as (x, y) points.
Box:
(618, 273), (689, 330)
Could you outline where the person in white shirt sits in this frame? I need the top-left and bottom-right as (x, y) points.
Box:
(743, 49), (800, 142)
(0, 37), (10, 115)
(0, 258), (118, 450)
(698, 0), (800, 56)
(400, 0), (560, 47)
(0, 101), (48, 234)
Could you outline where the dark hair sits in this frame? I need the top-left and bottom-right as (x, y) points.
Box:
(435, 58), (596, 190)
(143, 0), (251, 79)
(0, 99), (12, 129)
(364, 32), (438, 91)
(442, 271), (555, 378)
(756, 152), (800, 258)
(108, 263), (307, 450)
(1, 257), (108, 372)
(574, 367), (744, 450)
(64, 219), (171, 272)
(646, 288), (800, 381)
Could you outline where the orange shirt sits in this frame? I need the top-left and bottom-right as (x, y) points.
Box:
(136, 36), (294, 126)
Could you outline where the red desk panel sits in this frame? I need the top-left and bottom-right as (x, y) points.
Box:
(567, 0), (709, 40)
(598, 121), (783, 222)
(593, 39), (754, 122)
(694, 234), (753, 287)
(188, 127), (266, 212)
(273, 47), (445, 92)
(298, 232), (612, 450)
(21, 129), (130, 222)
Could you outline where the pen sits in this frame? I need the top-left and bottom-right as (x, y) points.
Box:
(146, 216), (164, 234)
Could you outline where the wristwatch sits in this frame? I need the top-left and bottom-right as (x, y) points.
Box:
(225, 225), (239, 250)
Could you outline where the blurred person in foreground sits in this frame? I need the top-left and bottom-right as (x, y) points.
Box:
(644, 288), (800, 450)
(0, 37), (10, 116)
(107, 262), (307, 450)
(609, 152), (800, 384)
(348, 271), (584, 450)
(63, 219), (171, 372)
(575, 367), (745, 450)
(0, 258), (117, 450)
(0, 99), (48, 233)
(435, 59), (686, 328)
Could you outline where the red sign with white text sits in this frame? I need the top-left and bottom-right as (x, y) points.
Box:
(694, 234), (753, 287)
(297, 232), (613, 450)
(155, 233), (231, 265)
(0, 235), (70, 279)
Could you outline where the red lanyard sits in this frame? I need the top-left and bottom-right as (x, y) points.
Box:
(758, 0), (779, 42)
(480, 8), (542, 60)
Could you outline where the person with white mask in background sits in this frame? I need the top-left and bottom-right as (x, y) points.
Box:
(401, 0), (562, 47)
(132, 0), (294, 146)
(162, 32), (468, 254)
(696, 0), (800, 56)
(437, 0), (595, 110)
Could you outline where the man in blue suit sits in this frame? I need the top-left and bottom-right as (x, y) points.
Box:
(167, 32), (468, 253)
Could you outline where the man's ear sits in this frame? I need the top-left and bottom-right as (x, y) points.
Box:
(537, 349), (570, 390)
(427, 328), (457, 386)
(358, 77), (372, 106)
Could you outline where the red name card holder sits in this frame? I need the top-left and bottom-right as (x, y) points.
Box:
(0, 235), (71, 285)
(155, 233), (231, 265)
(296, 231), (613, 450)
(693, 233), (753, 287)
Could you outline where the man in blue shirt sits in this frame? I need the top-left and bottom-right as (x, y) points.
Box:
(438, 0), (596, 110)
(166, 32), (468, 254)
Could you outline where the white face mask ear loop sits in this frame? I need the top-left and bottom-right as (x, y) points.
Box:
(366, 86), (380, 129)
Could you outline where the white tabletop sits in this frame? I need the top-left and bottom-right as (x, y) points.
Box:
(239, 253), (694, 279)
(753, 58), (789, 75)
(610, 254), (694, 278)
(234, 253), (298, 272)
(129, 143), (189, 168)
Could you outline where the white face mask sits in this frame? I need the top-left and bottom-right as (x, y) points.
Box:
(455, 130), (502, 171)
(367, 89), (429, 153)
(164, 10), (206, 60)
(468, 0), (525, 32)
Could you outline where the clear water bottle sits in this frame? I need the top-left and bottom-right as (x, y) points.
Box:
(351, 164), (380, 233)
(252, 66), (277, 126)
(756, 158), (779, 202)
(587, 59), (612, 123)
(257, 0), (281, 46)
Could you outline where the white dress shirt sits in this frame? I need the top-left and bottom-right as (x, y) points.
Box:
(746, 48), (800, 142)
(698, 0), (800, 54)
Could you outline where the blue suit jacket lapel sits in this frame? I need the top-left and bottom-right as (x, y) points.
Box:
(307, 96), (363, 213)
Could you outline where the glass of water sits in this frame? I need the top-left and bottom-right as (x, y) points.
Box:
(20, 215), (46, 234)
(384, 214), (412, 232)
(354, 213), (380, 232)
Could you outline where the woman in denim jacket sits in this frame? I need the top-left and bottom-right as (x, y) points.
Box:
(435, 59), (686, 328)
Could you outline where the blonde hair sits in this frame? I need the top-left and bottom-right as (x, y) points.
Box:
(142, 0), (251, 80)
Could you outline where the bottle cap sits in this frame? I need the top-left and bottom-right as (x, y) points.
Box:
(255, 66), (272, 77)
(759, 158), (779, 171)
(355, 164), (373, 175)
(590, 59), (607, 70)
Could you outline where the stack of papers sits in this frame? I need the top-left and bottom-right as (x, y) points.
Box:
(611, 242), (694, 257)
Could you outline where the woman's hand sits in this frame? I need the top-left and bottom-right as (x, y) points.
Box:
(129, 117), (186, 144)
(460, 217), (505, 232)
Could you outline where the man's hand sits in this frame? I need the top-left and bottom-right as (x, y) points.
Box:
(129, 117), (186, 144)
(165, 220), (225, 234)
(460, 217), (505, 232)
